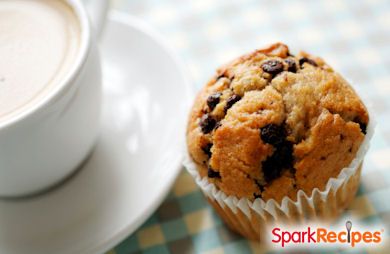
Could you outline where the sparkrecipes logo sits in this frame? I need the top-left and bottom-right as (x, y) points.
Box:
(269, 221), (385, 248)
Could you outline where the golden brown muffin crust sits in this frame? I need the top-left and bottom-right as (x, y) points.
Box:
(186, 43), (368, 203)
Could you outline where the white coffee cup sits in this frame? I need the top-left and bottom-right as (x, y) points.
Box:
(0, 0), (109, 197)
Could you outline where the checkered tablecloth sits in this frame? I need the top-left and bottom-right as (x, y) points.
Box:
(107, 0), (390, 253)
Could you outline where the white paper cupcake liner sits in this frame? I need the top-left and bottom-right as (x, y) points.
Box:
(183, 112), (375, 240)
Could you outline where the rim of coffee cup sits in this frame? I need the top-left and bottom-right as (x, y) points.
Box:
(0, 0), (91, 130)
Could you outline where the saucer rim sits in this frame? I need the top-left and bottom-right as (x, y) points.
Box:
(90, 11), (194, 254)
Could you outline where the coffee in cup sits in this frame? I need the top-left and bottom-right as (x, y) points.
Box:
(0, 0), (81, 122)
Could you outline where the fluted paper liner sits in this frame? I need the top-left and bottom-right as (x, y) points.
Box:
(183, 116), (374, 241)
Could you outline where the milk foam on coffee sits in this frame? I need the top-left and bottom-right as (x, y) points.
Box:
(0, 0), (80, 122)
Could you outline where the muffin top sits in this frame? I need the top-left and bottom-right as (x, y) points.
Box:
(186, 43), (368, 203)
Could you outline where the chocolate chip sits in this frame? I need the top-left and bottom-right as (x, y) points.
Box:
(260, 124), (294, 183)
(299, 57), (318, 67)
(224, 94), (241, 112)
(353, 117), (367, 135)
(284, 58), (297, 73)
(202, 143), (213, 157)
(262, 155), (282, 182)
(261, 59), (284, 76)
(207, 93), (221, 110)
(208, 166), (221, 178)
(260, 124), (287, 147)
(262, 141), (293, 182)
(358, 122), (367, 135)
(199, 114), (216, 134)
(277, 142), (294, 166)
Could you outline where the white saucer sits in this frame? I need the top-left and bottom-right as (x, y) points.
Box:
(0, 12), (192, 254)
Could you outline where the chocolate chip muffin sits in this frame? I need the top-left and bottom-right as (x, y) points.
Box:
(186, 43), (369, 203)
